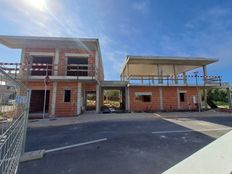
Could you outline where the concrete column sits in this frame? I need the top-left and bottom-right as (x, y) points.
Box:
(183, 72), (187, 85)
(126, 64), (129, 81)
(96, 84), (100, 113)
(152, 76), (155, 85)
(54, 48), (59, 76)
(77, 83), (82, 115)
(51, 82), (57, 115)
(177, 87), (180, 109)
(125, 87), (130, 111)
(203, 65), (207, 85)
(159, 87), (163, 110)
(173, 65), (178, 84)
(227, 88), (232, 109)
(203, 88), (208, 110)
(157, 64), (163, 84)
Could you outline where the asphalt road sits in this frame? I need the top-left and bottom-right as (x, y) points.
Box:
(18, 115), (230, 174)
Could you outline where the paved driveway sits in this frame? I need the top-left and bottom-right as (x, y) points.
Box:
(18, 112), (232, 174)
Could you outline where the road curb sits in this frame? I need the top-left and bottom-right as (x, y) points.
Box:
(20, 149), (45, 162)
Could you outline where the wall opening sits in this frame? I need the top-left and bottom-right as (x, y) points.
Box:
(31, 56), (53, 76)
(85, 91), (96, 111)
(67, 57), (88, 76)
(101, 88), (125, 112)
(29, 90), (50, 113)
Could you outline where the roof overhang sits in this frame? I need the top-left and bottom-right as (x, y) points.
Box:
(0, 35), (99, 50)
(120, 55), (218, 76)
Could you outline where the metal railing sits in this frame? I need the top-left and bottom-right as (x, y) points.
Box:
(0, 66), (30, 174)
(0, 62), (97, 80)
(127, 74), (223, 86)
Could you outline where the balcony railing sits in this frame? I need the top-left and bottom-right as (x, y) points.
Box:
(126, 75), (224, 86)
(0, 63), (97, 80)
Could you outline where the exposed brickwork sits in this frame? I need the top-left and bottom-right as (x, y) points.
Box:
(178, 87), (198, 110)
(21, 47), (100, 116)
(162, 87), (178, 111)
(129, 86), (199, 112)
(55, 82), (78, 116)
(129, 86), (160, 112)
(82, 83), (96, 91)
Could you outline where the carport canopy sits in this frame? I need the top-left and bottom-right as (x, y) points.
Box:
(120, 55), (218, 79)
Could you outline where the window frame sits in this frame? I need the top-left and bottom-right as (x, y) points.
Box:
(179, 92), (186, 102)
(135, 92), (152, 103)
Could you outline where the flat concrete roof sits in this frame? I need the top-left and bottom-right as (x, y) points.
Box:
(0, 35), (99, 50)
(121, 55), (218, 76)
(125, 55), (218, 65)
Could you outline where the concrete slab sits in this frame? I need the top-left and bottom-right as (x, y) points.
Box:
(163, 130), (232, 174)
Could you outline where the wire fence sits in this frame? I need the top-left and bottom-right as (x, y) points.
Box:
(0, 66), (30, 174)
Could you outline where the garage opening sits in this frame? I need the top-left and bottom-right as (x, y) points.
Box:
(29, 90), (50, 113)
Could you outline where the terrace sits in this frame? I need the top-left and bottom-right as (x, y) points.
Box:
(120, 55), (228, 87)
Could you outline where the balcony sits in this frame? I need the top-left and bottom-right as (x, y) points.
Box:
(0, 63), (98, 81)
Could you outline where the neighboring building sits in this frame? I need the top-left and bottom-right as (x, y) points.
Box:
(0, 36), (231, 117)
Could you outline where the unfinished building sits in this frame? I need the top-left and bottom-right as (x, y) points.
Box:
(0, 36), (231, 117)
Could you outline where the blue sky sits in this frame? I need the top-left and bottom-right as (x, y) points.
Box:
(0, 0), (232, 83)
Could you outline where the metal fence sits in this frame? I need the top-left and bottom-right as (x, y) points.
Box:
(0, 66), (30, 174)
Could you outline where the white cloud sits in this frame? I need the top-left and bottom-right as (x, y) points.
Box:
(132, 0), (149, 13)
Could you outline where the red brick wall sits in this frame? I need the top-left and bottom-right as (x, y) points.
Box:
(129, 86), (160, 112)
(55, 82), (78, 116)
(178, 87), (198, 110)
(162, 87), (178, 110)
(82, 83), (96, 91)
(129, 86), (199, 112)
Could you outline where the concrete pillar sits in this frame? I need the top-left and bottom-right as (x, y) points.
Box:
(173, 65), (178, 84)
(51, 82), (57, 115)
(77, 83), (82, 115)
(203, 65), (207, 85)
(125, 87), (130, 111)
(203, 88), (208, 110)
(152, 77), (155, 85)
(96, 84), (100, 113)
(177, 87), (180, 109)
(54, 48), (59, 76)
(157, 64), (163, 84)
(126, 64), (129, 81)
(227, 88), (232, 109)
(183, 72), (187, 85)
(159, 87), (163, 110)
